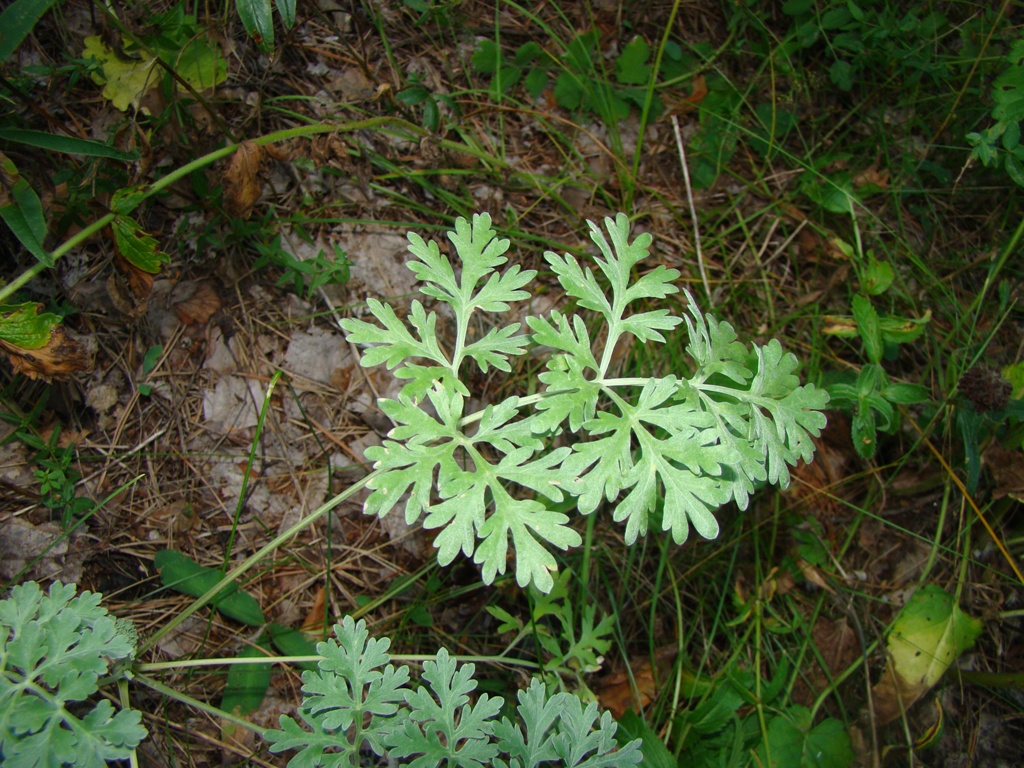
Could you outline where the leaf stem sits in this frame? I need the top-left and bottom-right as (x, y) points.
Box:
(138, 471), (376, 655)
(133, 673), (258, 733)
(137, 653), (543, 673)
(0, 117), (427, 305)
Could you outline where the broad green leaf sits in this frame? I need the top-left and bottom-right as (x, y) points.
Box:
(277, 0), (297, 28)
(268, 623), (320, 671)
(0, 0), (59, 62)
(236, 0), (274, 52)
(472, 39), (501, 74)
(1005, 152), (1024, 188)
(757, 707), (853, 768)
(882, 382), (930, 404)
(881, 309), (931, 344)
(614, 712), (675, 768)
(830, 59), (853, 91)
(615, 37), (651, 85)
(220, 632), (273, 716)
(803, 171), (855, 214)
(0, 152), (50, 266)
(110, 186), (148, 214)
(0, 302), (61, 349)
(173, 34), (228, 92)
(992, 40), (1024, 123)
(0, 129), (139, 161)
(0, 200), (50, 265)
(863, 254), (894, 295)
(154, 549), (266, 626)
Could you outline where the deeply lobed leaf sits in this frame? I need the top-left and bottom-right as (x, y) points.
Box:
(342, 213), (828, 593)
(0, 582), (146, 767)
(265, 623), (641, 767)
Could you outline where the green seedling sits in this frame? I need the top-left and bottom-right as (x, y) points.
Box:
(824, 250), (930, 458)
(253, 237), (352, 300)
(779, 0), (954, 92)
(16, 424), (95, 529)
(137, 344), (162, 397)
(488, 570), (613, 689)
(471, 32), (696, 122)
(396, 75), (458, 133)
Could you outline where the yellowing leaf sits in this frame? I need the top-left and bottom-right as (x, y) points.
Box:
(82, 36), (160, 112)
(83, 30), (226, 113)
(0, 303), (93, 380)
(870, 585), (983, 725)
(0, 302), (59, 349)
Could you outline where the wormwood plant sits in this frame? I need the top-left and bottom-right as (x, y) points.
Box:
(340, 212), (829, 593)
(264, 616), (641, 767)
(0, 214), (828, 767)
(0, 581), (145, 767)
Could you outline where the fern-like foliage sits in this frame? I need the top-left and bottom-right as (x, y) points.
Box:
(0, 581), (146, 768)
(264, 616), (642, 768)
(341, 213), (828, 593)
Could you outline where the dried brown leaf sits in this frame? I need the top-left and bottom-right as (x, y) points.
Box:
(223, 140), (263, 219)
(106, 272), (148, 318)
(594, 645), (677, 719)
(300, 586), (328, 633)
(0, 325), (93, 380)
(853, 166), (890, 190)
(311, 135), (350, 170)
(114, 252), (155, 300)
(792, 617), (861, 705)
(665, 75), (708, 113)
(173, 282), (221, 325)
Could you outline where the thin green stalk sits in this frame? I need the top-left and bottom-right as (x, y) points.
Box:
(0, 118), (427, 306)
(971, 213), (1024, 319)
(137, 653), (542, 674)
(220, 370), (284, 572)
(133, 673), (258, 734)
(139, 471), (375, 654)
(918, 479), (952, 583)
